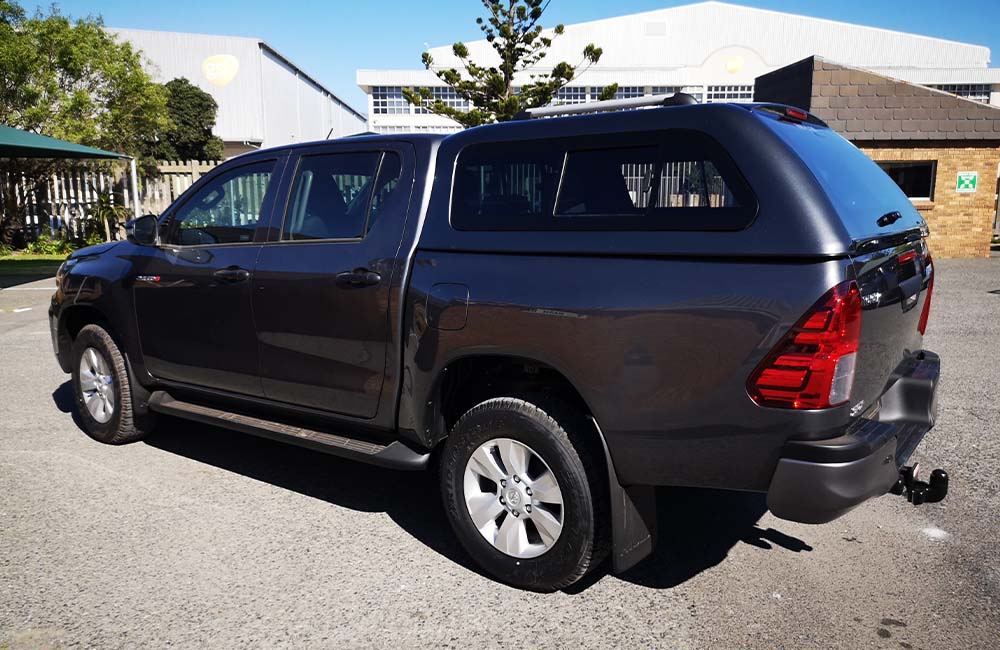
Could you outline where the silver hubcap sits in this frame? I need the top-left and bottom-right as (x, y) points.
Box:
(79, 347), (115, 424)
(463, 438), (564, 559)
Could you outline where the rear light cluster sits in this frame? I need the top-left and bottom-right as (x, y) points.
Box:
(918, 254), (934, 335)
(748, 281), (862, 410)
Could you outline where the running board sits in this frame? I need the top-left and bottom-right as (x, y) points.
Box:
(147, 391), (429, 471)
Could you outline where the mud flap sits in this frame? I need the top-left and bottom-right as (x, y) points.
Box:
(591, 417), (657, 573)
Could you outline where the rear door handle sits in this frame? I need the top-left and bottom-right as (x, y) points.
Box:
(335, 268), (381, 288)
(213, 266), (250, 283)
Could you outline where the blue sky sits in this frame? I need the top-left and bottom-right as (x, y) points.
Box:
(43, 0), (1000, 110)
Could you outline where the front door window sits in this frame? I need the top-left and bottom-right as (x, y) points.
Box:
(168, 160), (276, 246)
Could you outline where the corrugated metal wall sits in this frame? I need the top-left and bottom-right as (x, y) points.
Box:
(112, 29), (268, 144)
(111, 28), (365, 151)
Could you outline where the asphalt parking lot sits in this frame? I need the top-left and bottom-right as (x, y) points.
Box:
(2, 258), (998, 650)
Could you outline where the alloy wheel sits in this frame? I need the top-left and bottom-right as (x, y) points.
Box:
(463, 437), (564, 559)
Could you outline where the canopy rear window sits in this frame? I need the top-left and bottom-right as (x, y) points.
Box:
(757, 115), (924, 240)
(451, 130), (756, 231)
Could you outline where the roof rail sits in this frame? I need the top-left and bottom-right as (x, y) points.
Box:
(515, 92), (699, 120)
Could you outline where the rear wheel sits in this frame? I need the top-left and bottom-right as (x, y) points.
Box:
(440, 397), (608, 591)
(71, 324), (155, 444)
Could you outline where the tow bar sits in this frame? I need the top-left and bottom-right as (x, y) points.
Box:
(889, 464), (949, 505)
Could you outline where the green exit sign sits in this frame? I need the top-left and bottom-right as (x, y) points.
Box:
(956, 171), (978, 193)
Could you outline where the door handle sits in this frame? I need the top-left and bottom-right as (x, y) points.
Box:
(335, 268), (381, 288)
(213, 266), (250, 283)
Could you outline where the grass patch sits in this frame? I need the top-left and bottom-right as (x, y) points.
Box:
(0, 253), (66, 275)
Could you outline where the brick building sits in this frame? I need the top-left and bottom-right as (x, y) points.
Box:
(755, 56), (1000, 258)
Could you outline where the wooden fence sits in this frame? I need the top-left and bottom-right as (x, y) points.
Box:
(1, 160), (220, 241)
(143, 161), (220, 216)
(2, 167), (127, 241)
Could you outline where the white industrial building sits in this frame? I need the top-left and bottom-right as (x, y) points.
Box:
(356, 1), (1000, 134)
(112, 28), (367, 157)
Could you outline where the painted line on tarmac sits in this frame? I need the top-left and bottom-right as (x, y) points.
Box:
(1, 287), (53, 291)
(12, 307), (33, 313)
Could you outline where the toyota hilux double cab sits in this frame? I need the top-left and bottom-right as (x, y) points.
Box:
(51, 95), (947, 591)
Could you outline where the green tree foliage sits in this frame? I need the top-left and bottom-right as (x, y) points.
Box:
(403, 0), (615, 126)
(0, 1), (170, 245)
(144, 78), (224, 161)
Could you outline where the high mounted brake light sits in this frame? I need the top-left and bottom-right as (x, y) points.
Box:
(785, 108), (809, 121)
(748, 281), (862, 410)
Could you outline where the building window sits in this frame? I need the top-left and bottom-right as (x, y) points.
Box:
(877, 161), (936, 201)
(372, 86), (410, 114)
(650, 86), (681, 96)
(931, 84), (991, 103)
(416, 86), (471, 114)
(590, 86), (645, 100)
(554, 86), (588, 105)
(705, 85), (754, 103)
(373, 125), (463, 134)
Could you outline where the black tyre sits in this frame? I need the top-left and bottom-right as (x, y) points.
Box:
(440, 397), (609, 591)
(71, 324), (155, 444)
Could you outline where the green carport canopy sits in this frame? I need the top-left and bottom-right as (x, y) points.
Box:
(0, 124), (127, 159)
(0, 124), (139, 216)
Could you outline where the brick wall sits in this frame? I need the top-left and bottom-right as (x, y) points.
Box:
(862, 143), (998, 258)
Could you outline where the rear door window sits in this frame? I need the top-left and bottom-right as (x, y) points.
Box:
(283, 152), (381, 241)
(452, 130), (755, 231)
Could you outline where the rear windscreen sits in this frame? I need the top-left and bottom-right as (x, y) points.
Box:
(758, 115), (924, 240)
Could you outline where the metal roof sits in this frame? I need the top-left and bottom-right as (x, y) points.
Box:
(389, 1), (993, 88)
(110, 28), (366, 146)
(429, 2), (990, 68)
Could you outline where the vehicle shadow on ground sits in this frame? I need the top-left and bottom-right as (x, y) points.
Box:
(593, 488), (812, 592)
(52, 382), (813, 592)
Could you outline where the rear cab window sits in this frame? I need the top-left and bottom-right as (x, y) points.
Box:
(451, 130), (756, 231)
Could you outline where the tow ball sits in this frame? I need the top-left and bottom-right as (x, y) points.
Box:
(889, 464), (949, 505)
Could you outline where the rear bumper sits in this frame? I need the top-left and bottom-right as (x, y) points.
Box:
(767, 350), (940, 524)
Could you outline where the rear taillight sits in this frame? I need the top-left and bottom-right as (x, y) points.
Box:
(748, 281), (862, 410)
(918, 254), (934, 335)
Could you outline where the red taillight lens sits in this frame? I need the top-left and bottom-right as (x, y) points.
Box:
(918, 255), (934, 335)
(748, 281), (862, 409)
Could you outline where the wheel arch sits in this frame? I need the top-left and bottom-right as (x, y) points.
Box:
(424, 354), (596, 448)
(54, 303), (111, 372)
(57, 302), (151, 412)
(423, 353), (658, 575)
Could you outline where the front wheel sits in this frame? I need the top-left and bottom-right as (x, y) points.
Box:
(440, 397), (608, 591)
(71, 324), (155, 445)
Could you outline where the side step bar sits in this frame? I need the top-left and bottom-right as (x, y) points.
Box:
(147, 391), (430, 471)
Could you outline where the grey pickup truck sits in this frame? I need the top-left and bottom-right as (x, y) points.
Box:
(51, 95), (947, 591)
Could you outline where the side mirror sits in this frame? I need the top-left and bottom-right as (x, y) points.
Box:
(126, 214), (159, 246)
